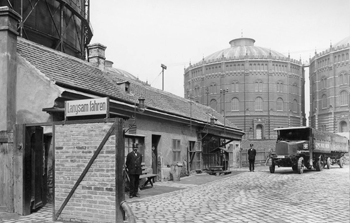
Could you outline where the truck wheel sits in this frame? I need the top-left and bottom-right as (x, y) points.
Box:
(338, 157), (344, 168)
(297, 157), (304, 174)
(316, 157), (323, 171)
(326, 157), (331, 169)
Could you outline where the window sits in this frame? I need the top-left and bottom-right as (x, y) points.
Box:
(255, 97), (263, 111)
(339, 121), (348, 132)
(276, 98), (284, 111)
(231, 98), (239, 111)
(210, 99), (217, 111)
(255, 80), (263, 92)
(321, 77), (328, 89)
(256, 125), (263, 139)
(340, 91), (348, 106)
(339, 72), (349, 85)
(210, 83), (218, 94)
(293, 99), (298, 113)
(194, 85), (200, 96)
(292, 83), (298, 95)
(277, 81), (283, 92)
(172, 139), (181, 162)
(231, 81), (239, 92)
(321, 94), (328, 108)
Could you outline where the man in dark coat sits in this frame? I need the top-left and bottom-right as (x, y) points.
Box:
(126, 144), (142, 198)
(248, 143), (256, 172)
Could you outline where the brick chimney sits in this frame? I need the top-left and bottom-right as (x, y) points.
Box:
(88, 43), (107, 70)
(0, 7), (21, 131)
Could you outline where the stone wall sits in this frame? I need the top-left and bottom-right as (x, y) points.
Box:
(54, 122), (116, 223)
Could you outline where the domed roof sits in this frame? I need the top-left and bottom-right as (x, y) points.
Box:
(333, 36), (350, 48)
(204, 38), (286, 61)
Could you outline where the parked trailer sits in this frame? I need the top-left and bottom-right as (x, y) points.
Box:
(268, 127), (349, 174)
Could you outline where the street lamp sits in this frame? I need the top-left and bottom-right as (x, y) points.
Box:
(161, 64), (167, 91)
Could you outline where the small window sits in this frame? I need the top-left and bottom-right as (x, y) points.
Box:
(340, 91), (348, 106)
(231, 98), (239, 111)
(276, 98), (284, 111)
(322, 95), (328, 109)
(172, 139), (181, 162)
(255, 97), (263, 111)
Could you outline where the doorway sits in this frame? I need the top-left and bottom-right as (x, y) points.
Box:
(151, 135), (161, 175)
(23, 126), (49, 214)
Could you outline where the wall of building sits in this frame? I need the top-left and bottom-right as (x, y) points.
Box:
(16, 56), (62, 124)
(185, 57), (304, 139)
(136, 115), (198, 180)
(55, 122), (116, 223)
(309, 42), (350, 133)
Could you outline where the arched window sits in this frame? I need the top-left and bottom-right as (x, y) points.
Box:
(276, 98), (284, 111)
(256, 125), (263, 139)
(255, 97), (263, 111)
(255, 80), (263, 92)
(339, 121), (348, 132)
(340, 91), (348, 106)
(293, 99), (298, 113)
(210, 99), (217, 111)
(321, 94), (328, 109)
(231, 98), (239, 111)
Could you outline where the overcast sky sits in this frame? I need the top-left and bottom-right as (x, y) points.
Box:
(89, 0), (351, 113)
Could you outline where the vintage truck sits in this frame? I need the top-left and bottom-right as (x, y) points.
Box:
(268, 127), (349, 174)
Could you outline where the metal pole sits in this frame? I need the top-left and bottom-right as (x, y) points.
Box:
(161, 64), (167, 91)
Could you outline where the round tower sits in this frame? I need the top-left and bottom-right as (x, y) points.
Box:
(184, 37), (305, 139)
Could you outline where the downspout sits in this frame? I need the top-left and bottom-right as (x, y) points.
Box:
(120, 201), (136, 223)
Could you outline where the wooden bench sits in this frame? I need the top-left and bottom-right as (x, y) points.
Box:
(139, 173), (157, 188)
(139, 165), (157, 189)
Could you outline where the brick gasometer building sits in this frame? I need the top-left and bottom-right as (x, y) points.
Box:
(308, 37), (350, 136)
(184, 37), (306, 140)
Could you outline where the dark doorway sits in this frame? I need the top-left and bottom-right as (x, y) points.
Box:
(23, 126), (48, 215)
(151, 135), (161, 176)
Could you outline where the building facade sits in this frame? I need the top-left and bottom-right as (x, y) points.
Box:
(184, 37), (306, 140)
(309, 37), (350, 135)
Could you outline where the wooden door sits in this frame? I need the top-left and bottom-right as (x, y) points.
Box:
(24, 126), (45, 214)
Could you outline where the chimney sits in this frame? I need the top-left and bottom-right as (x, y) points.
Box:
(88, 43), (106, 70)
(0, 7), (21, 131)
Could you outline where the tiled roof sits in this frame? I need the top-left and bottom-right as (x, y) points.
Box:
(17, 38), (239, 129)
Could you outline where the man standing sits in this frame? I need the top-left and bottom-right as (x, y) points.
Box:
(126, 143), (142, 198)
(248, 144), (256, 172)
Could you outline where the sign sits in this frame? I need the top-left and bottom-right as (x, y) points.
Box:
(65, 97), (109, 118)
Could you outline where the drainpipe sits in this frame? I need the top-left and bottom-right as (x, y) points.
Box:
(120, 201), (136, 223)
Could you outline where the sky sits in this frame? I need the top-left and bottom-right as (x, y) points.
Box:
(89, 0), (351, 115)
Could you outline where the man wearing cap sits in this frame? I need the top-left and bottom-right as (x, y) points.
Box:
(248, 144), (257, 172)
(126, 143), (143, 198)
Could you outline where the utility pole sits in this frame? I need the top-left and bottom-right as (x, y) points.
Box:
(220, 88), (228, 133)
(161, 64), (167, 91)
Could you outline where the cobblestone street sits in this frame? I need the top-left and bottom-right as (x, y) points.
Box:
(0, 166), (350, 223)
(128, 166), (350, 223)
